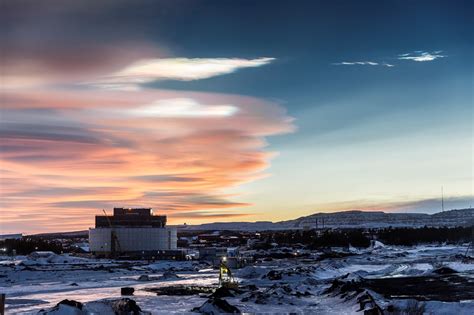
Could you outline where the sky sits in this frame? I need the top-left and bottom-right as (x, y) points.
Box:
(1, 0), (473, 233)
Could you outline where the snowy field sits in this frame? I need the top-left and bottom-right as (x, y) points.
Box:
(1, 243), (473, 314)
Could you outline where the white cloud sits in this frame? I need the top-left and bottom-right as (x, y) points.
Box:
(333, 50), (447, 68)
(87, 57), (275, 90)
(398, 51), (446, 62)
(123, 98), (238, 118)
(332, 61), (394, 67)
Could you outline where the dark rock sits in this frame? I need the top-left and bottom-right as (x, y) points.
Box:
(356, 291), (383, 315)
(146, 285), (214, 296)
(324, 278), (363, 297)
(318, 251), (355, 260)
(110, 298), (142, 315)
(432, 266), (458, 275)
(210, 287), (236, 298)
(121, 287), (135, 296)
(37, 299), (84, 314)
(265, 270), (282, 280)
(192, 297), (241, 314)
(327, 272), (474, 303)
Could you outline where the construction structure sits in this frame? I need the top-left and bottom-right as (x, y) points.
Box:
(219, 257), (238, 289)
(89, 208), (177, 258)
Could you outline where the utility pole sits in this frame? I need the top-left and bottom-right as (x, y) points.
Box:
(441, 186), (444, 212)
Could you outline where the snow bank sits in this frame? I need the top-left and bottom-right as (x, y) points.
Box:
(389, 299), (474, 315)
(145, 260), (199, 272)
(236, 266), (267, 279)
(240, 283), (313, 305)
(158, 271), (182, 280)
(446, 261), (474, 272)
(371, 240), (386, 249)
(37, 298), (150, 315)
(21, 253), (90, 265)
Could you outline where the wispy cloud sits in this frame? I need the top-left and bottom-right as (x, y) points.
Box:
(99, 98), (239, 118)
(332, 61), (394, 67)
(1, 88), (294, 233)
(87, 57), (275, 90)
(333, 50), (447, 68)
(0, 8), (287, 232)
(127, 98), (238, 118)
(398, 51), (446, 62)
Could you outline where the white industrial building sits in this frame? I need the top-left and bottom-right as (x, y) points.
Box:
(89, 208), (177, 257)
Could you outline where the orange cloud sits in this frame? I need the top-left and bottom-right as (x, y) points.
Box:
(1, 88), (294, 233)
(0, 1), (295, 233)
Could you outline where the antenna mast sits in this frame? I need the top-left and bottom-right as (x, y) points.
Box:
(441, 186), (444, 212)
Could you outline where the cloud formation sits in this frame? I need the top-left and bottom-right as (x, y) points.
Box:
(398, 51), (446, 62)
(1, 87), (294, 233)
(0, 4), (288, 232)
(87, 57), (275, 90)
(122, 98), (238, 118)
(332, 61), (394, 67)
(333, 50), (447, 68)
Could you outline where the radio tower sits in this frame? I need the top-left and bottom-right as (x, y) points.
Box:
(441, 186), (444, 212)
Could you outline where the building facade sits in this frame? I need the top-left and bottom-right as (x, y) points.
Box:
(89, 208), (177, 257)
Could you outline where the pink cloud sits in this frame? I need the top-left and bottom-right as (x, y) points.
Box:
(0, 1), (295, 233)
(1, 88), (294, 233)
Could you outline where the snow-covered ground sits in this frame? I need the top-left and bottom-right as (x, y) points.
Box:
(1, 244), (473, 314)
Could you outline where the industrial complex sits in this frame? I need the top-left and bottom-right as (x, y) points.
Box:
(3, 208), (474, 314)
(89, 207), (177, 257)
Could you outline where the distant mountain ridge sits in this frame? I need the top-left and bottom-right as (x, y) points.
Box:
(31, 208), (474, 236)
(176, 208), (474, 231)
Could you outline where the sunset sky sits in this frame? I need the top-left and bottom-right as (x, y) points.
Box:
(1, 0), (473, 234)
